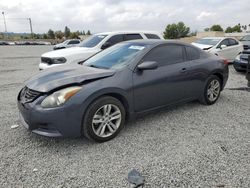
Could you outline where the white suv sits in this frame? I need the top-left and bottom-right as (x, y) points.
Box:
(39, 31), (163, 70)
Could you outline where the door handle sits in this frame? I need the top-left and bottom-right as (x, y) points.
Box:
(180, 68), (187, 73)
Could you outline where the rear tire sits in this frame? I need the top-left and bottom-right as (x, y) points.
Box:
(199, 75), (222, 105)
(82, 96), (126, 142)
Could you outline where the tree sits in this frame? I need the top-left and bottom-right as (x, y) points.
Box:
(43, 33), (48, 39)
(225, 27), (233, 33)
(232, 25), (242, 32)
(210, 25), (223, 32)
(64, 26), (71, 38)
(69, 32), (80, 39)
(163, 22), (190, 39)
(204, 28), (210, 32)
(189, 31), (197, 36)
(33, 33), (42, 39)
(82, 30), (85, 35)
(86, 30), (91, 35)
(47, 29), (55, 39)
(55, 30), (64, 39)
(225, 25), (242, 33)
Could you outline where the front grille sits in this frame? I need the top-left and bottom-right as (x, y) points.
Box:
(243, 45), (250, 50)
(242, 50), (250, 55)
(19, 87), (42, 103)
(41, 57), (53, 64)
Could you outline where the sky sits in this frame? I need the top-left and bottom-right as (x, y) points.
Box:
(0, 0), (249, 34)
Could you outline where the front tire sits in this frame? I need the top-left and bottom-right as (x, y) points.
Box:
(199, 75), (222, 105)
(82, 96), (126, 142)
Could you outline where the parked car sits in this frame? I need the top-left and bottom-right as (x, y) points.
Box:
(0, 41), (10, 45)
(233, 50), (250, 72)
(53, 39), (81, 50)
(39, 31), (163, 70)
(192, 37), (243, 62)
(239, 35), (250, 50)
(18, 40), (229, 142)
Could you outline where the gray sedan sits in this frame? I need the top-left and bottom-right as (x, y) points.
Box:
(17, 40), (229, 142)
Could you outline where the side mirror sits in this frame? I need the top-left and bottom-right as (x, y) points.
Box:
(220, 45), (227, 49)
(137, 61), (158, 70)
(101, 42), (112, 50)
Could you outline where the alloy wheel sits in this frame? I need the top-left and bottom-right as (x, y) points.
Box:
(92, 104), (122, 138)
(207, 79), (221, 102)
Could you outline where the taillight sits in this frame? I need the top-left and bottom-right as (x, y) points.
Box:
(222, 59), (228, 65)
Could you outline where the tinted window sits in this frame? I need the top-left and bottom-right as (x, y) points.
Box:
(79, 35), (107, 48)
(145, 33), (160, 39)
(228, 38), (238, 46)
(68, 40), (80, 44)
(84, 43), (146, 70)
(106, 34), (124, 45)
(218, 39), (230, 47)
(124, 34), (143, 41)
(143, 45), (184, 66)
(186, 46), (200, 60)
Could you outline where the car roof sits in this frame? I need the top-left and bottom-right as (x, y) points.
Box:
(201, 37), (225, 40)
(201, 37), (239, 40)
(96, 31), (161, 35)
(122, 39), (192, 46)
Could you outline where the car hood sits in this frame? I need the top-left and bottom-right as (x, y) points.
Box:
(192, 42), (214, 50)
(240, 40), (250, 46)
(25, 64), (115, 92)
(54, 43), (65, 48)
(42, 47), (100, 58)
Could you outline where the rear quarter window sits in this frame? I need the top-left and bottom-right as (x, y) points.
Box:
(124, 34), (143, 41)
(145, 34), (161, 39)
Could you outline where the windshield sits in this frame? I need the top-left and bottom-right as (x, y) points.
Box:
(84, 43), (147, 69)
(62, 40), (70, 44)
(79, 35), (107, 48)
(240, 35), (250, 41)
(195, 38), (220, 46)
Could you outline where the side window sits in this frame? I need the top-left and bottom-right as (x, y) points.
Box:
(106, 34), (124, 45)
(228, 38), (238, 46)
(68, 40), (80, 44)
(145, 34), (161, 39)
(185, 46), (200, 60)
(143, 45), (184, 66)
(124, 34), (143, 41)
(218, 39), (229, 48)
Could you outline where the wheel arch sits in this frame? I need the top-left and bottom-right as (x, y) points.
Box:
(213, 72), (223, 84)
(208, 70), (224, 90)
(81, 88), (132, 124)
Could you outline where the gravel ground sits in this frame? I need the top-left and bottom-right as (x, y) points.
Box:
(0, 46), (249, 188)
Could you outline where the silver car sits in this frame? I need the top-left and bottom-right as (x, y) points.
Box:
(53, 39), (81, 50)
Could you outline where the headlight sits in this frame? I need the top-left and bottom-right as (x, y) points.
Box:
(41, 86), (82, 108)
(52, 57), (67, 64)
